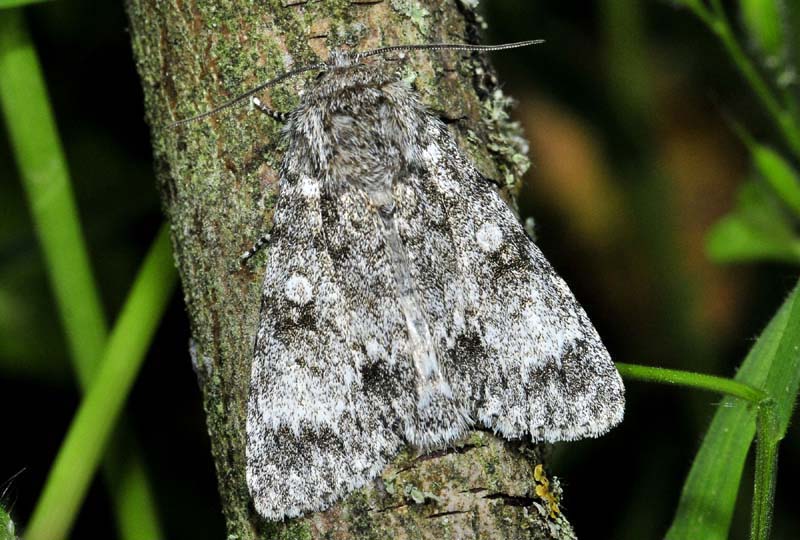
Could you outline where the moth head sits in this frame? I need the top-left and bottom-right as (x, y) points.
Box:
(327, 49), (356, 69)
(312, 49), (375, 85)
(170, 40), (543, 128)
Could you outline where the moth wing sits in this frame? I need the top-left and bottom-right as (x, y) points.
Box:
(403, 120), (624, 443)
(246, 172), (405, 519)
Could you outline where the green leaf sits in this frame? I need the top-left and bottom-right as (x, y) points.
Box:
(740, 0), (785, 62)
(665, 281), (800, 540)
(0, 505), (16, 540)
(0, 0), (51, 8)
(787, 1), (800, 71)
(706, 181), (800, 263)
(752, 145), (800, 217)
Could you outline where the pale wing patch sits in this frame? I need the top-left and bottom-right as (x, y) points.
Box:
(475, 223), (503, 252)
(284, 274), (313, 305)
(416, 119), (624, 444)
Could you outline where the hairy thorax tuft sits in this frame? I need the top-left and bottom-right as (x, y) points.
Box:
(284, 63), (428, 199)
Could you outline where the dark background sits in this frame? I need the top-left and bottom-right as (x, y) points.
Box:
(1, 1), (797, 539)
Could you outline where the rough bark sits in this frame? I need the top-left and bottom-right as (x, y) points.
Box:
(125, 1), (576, 538)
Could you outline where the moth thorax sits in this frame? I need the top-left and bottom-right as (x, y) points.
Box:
(327, 110), (405, 194)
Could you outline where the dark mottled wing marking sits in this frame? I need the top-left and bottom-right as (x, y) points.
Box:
(247, 171), (402, 519)
(246, 165), (473, 519)
(404, 119), (625, 442)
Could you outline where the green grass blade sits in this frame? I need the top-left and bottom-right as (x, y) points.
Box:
(615, 363), (766, 402)
(764, 291), (800, 433)
(0, 8), (105, 384)
(0, 9), (164, 539)
(103, 428), (165, 540)
(24, 225), (177, 540)
(751, 400), (779, 540)
(665, 281), (800, 540)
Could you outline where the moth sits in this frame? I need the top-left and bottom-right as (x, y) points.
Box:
(174, 41), (625, 520)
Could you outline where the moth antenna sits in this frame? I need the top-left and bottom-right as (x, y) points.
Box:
(356, 39), (544, 61)
(171, 41), (542, 127)
(170, 62), (326, 128)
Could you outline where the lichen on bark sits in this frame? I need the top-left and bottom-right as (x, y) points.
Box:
(124, 0), (573, 538)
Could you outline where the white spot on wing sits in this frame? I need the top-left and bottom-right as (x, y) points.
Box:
(298, 175), (320, 198)
(476, 223), (503, 252)
(285, 274), (313, 305)
(453, 309), (465, 331)
(365, 339), (385, 361)
(422, 143), (442, 163)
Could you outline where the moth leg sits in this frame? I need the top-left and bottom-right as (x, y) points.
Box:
(239, 231), (272, 266)
(478, 174), (504, 189)
(251, 96), (287, 123)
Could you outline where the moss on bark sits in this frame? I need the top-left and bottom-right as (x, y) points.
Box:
(124, 0), (571, 538)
